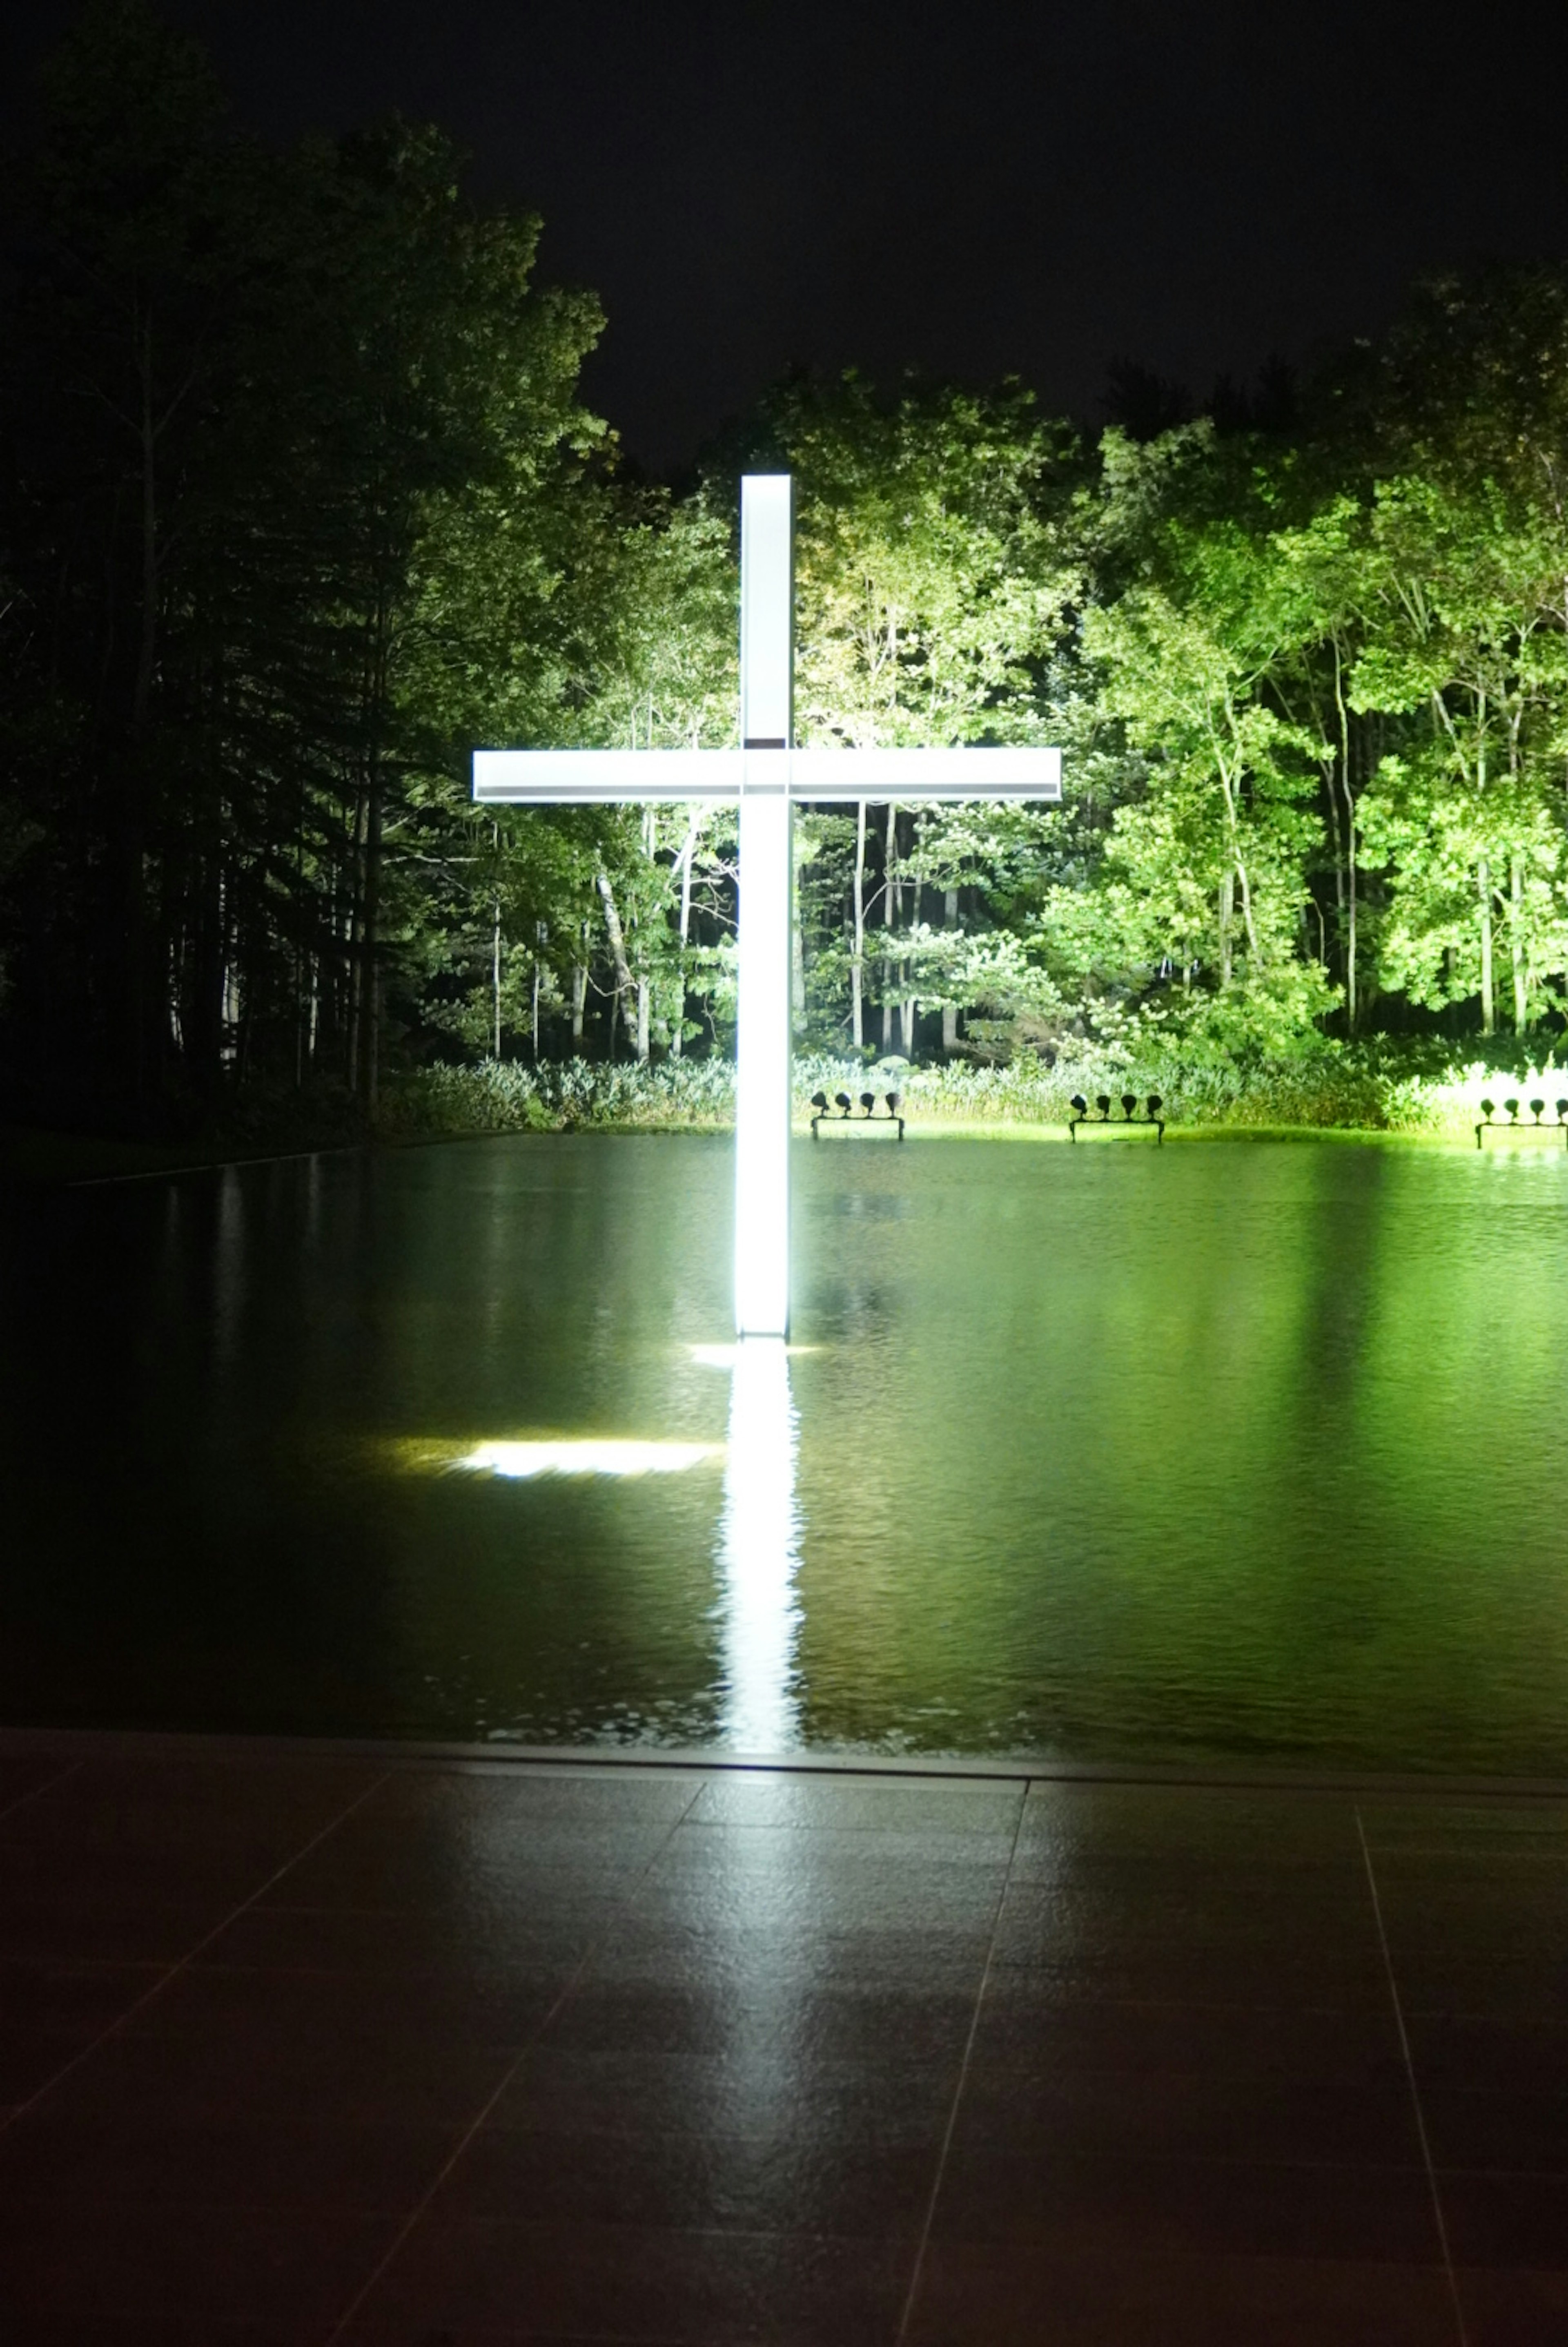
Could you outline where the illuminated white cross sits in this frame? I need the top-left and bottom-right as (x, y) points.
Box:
(474, 474), (1062, 1339)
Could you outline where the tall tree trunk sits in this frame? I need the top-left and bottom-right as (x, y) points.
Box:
(490, 822), (503, 1057)
(1332, 636), (1358, 1034)
(596, 870), (635, 1056)
(367, 963), (382, 1112)
(851, 800), (867, 1049)
(345, 785), (366, 1086)
(1478, 859), (1495, 1035)
(492, 906), (503, 1058)
(1510, 854), (1528, 1031)
(570, 953), (586, 1048)
(122, 309), (160, 1113)
(673, 812), (699, 1059)
(881, 804), (899, 1051)
(636, 977), (650, 1063)
(1218, 869), (1234, 988)
(792, 904), (806, 1031)
(942, 886), (958, 1053)
(133, 316), (158, 739)
(358, 767), (383, 1104)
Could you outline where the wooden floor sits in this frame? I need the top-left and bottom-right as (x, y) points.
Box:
(0, 1733), (1562, 2343)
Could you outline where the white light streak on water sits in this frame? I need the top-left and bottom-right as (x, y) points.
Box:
(457, 1440), (719, 1479)
(715, 1336), (802, 1751)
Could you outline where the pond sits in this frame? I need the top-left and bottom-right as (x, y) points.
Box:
(2, 1128), (1567, 1774)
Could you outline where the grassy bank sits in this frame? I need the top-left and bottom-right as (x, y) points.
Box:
(8, 1040), (1566, 1187)
(379, 1043), (1568, 1144)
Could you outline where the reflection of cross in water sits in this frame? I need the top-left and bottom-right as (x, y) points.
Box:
(475, 475), (1062, 1338)
(715, 1338), (802, 1751)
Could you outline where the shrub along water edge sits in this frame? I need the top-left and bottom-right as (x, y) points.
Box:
(376, 1042), (1568, 1143)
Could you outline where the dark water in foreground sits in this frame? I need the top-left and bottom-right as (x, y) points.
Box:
(2, 1130), (1567, 1771)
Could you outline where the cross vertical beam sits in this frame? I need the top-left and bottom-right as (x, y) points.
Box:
(471, 473), (1062, 1347)
(734, 476), (793, 1339)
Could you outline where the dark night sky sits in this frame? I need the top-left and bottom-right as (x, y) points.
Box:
(5, 0), (1568, 470)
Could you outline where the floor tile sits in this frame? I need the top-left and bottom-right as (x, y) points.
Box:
(0, 1757), (74, 1819)
(150, 1952), (566, 2050)
(906, 2241), (1457, 2346)
(929, 2144), (1440, 2262)
(685, 1772), (1023, 1836)
(626, 1858), (1007, 1938)
(0, 2103), (465, 2213)
(0, 2320), (298, 2345)
(200, 1900), (592, 1979)
(339, 2214), (907, 2344)
(0, 2197), (397, 2332)
(1439, 2167), (1568, 2267)
(1405, 2012), (1568, 2097)
(1384, 1938), (1568, 2021)
(0, 1897), (229, 1967)
(1361, 1800), (1568, 1858)
(993, 1870), (1381, 1950)
(1456, 2264), (1568, 2346)
(0, 1843), (300, 1911)
(952, 2059), (1419, 2166)
(1372, 1856), (1568, 1931)
(0, 1960), (161, 2097)
(1420, 2086), (1568, 2171)
(543, 1974), (978, 2063)
(1014, 1785), (1364, 1867)
(578, 1916), (992, 1992)
(0, 1746), (1559, 2345)
(971, 1989), (1402, 2079)
(263, 1816), (673, 1914)
(984, 1939), (1390, 2011)
(367, 1763), (704, 1825)
(491, 2044), (960, 2148)
(0, 1754), (380, 1850)
(666, 1819), (1016, 1870)
(17, 2001), (518, 2127)
(346, 2336), (663, 2347)
(437, 2121), (934, 2238)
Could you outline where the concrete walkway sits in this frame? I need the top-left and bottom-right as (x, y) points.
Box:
(0, 1734), (1561, 2344)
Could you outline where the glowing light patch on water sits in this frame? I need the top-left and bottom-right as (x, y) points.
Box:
(690, 1343), (817, 1369)
(457, 1440), (720, 1480)
(715, 1336), (803, 1751)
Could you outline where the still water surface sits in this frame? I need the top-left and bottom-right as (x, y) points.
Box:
(2, 1131), (1567, 1772)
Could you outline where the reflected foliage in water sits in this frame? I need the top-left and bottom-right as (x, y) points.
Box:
(2, 1132), (1567, 1771)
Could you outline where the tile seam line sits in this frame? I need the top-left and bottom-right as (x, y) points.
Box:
(318, 1773), (710, 2347)
(894, 1776), (1029, 2344)
(1355, 1805), (1469, 2347)
(0, 1767), (394, 2140)
(0, 1754), (83, 1826)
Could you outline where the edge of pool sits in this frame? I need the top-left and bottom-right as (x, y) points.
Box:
(4, 1723), (1568, 1799)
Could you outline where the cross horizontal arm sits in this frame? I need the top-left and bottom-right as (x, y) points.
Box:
(474, 749), (744, 803)
(472, 746), (1062, 807)
(787, 747), (1060, 803)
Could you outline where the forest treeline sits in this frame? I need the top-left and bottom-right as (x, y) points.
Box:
(6, 1), (1568, 1135)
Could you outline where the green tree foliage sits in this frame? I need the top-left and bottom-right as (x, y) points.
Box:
(735, 374), (1081, 1055)
(0, 0), (604, 1120)
(8, 8), (1568, 1134)
(1065, 428), (1335, 1056)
